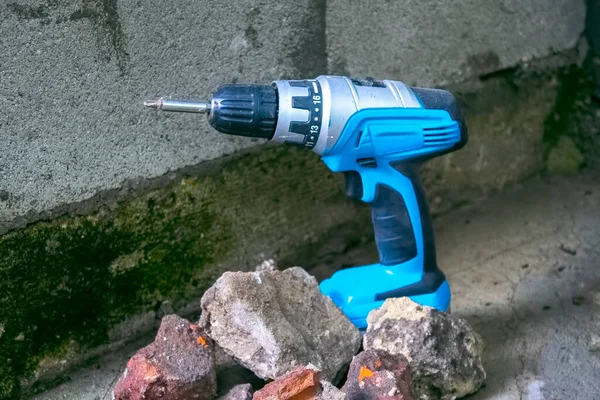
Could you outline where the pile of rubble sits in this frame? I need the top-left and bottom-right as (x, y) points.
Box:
(113, 266), (486, 400)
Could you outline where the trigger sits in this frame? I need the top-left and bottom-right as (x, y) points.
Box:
(344, 171), (363, 200)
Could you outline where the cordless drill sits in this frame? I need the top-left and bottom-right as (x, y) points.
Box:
(144, 75), (468, 329)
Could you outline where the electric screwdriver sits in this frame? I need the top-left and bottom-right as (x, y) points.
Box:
(144, 75), (468, 329)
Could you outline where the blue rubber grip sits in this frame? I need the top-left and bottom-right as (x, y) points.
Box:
(371, 183), (417, 266)
(370, 163), (447, 300)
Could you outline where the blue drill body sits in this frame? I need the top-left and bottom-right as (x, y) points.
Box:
(145, 75), (468, 329)
(319, 107), (463, 328)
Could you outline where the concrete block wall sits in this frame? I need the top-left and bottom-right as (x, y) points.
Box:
(0, 0), (590, 398)
(327, 0), (585, 86)
(0, 0), (327, 231)
(0, 0), (586, 232)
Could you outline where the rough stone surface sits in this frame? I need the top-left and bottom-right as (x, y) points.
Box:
(113, 315), (216, 400)
(218, 384), (253, 400)
(253, 366), (321, 400)
(363, 298), (486, 400)
(0, 0), (327, 229)
(326, 0), (585, 86)
(342, 350), (414, 400)
(199, 267), (361, 382)
(317, 381), (346, 400)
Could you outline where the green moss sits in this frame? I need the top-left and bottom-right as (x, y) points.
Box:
(0, 375), (15, 400)
(542, 65), (587, 151)
(547, 135), (585, 174)
(542, 62), (595, 169)
(0, 145), (346, 399)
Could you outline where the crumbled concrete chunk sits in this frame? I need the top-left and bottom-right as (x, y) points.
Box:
(199, 267), (361, 383)
(363, 298), (486, 400)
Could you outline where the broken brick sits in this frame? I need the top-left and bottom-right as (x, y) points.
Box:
(342, 349), (414, 400)
(113, 314), (217, 400)
(253, 366), (321, 400)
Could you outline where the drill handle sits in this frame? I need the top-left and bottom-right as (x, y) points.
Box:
(344, 162), (446, 298)
(370, 169), (419, 266)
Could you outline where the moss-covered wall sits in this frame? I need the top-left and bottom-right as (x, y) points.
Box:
(543, 61), (599, 173)
(2, 60), (597, 399)
(0, 146), (359, 398)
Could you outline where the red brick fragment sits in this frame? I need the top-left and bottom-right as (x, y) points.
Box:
(113, 314), (217, 400)
(253, 366), (321, 400)
(342, 350), (414, 400)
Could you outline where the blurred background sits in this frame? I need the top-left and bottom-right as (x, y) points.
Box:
(0, 0), (599, 398)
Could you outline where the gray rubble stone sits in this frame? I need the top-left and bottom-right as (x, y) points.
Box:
(363, 298), (485, 400)
(318, 381), (347, 400)
(199, 267), (361, 383)
(217, 383), (253, 400)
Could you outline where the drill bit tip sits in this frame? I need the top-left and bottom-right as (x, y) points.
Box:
(143, 99), (163, 109)
(142, 98), (211, 113)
